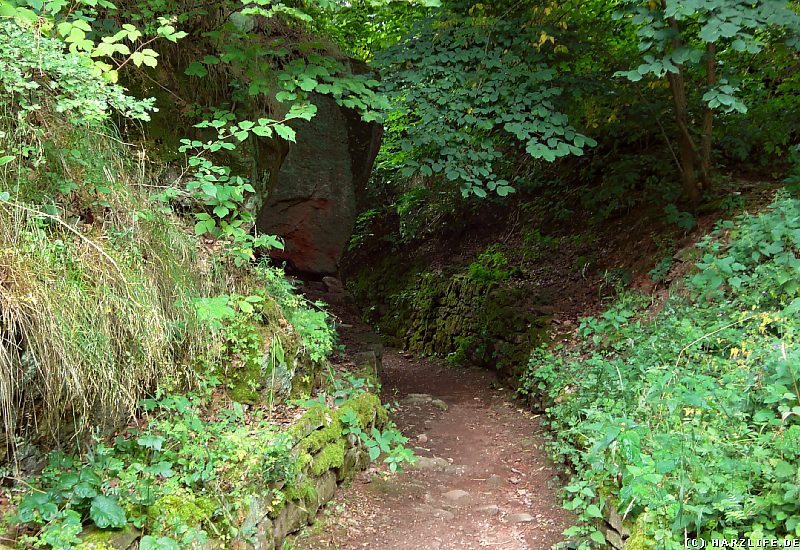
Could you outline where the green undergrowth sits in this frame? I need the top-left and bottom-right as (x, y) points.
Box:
(8, 378), (295, 548)
(0, 111), (336, 453)
(7, 372), (410, 549)
(0, 13), (341, 453)
(0, 18), (210, 451)
(291, 376), (413, 475)
(520, 192), (800, 548)
(0, 15), (363, 549)
(0, 129), (216, 451)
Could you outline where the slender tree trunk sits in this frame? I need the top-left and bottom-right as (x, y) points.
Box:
(666, 16), (702, 209)
(700, 42), (717, 191)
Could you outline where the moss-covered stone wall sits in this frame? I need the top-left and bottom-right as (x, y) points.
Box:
(347, 256), (550, 379)
(74, 393), (386, 550)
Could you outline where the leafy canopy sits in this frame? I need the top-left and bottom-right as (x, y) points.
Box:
(376, 2), (596, 198)
(615, 0), (800, 113)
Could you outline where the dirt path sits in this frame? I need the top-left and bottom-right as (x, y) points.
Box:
(292, 334), (572, 549)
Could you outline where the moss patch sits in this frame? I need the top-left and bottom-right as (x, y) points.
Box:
(624, 515), (653, 550)
(360, 268), (550, 378)
(148, 490), (216, 536)
(77, 525), (140, 550)
(340, 392), (386, 429)
(310, 439), (346, 476)
(283, 479), (318, 503)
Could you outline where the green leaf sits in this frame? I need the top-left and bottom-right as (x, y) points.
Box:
(774, 460), (796, 479)
(136, 435), (164, 451)
(72, 482), (99, 499)
(274, 125), (296, 142)
(368, 445), (381, 461)
(626, 70), (643, 82)
(275, 91), (296, 102)
(298, 77), (317, 92)
(0, 3), (37, 22)
(17, 492), (59, 523)
(252, 126), (273, 137)
(89, 495), (127, 529)
(145, 461), (174, 478)
(140, 535), (180, 550)
(194, 219), (216, 235)
(585, 504), (602, 519)
(200, 182), (218, 198)
(185, 62), (208, 78)
(589, 530), (606, 545)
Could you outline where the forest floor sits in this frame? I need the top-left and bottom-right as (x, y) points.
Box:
(295, 351), (572, 550)
(291, 183), (780, 549)
(291, 284), (572, 550)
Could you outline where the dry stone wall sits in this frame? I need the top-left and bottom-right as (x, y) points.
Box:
(74, 392), (386, 550)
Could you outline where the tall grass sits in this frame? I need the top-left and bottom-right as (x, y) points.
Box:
(0, 117), (222, 454)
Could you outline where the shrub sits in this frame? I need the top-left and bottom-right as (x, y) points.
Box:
(521, 193), (800, 547)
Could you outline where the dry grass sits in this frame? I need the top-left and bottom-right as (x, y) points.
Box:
(0, 123), (224, 455)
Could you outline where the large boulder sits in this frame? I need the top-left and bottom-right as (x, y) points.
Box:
(256, 93), (382, 274)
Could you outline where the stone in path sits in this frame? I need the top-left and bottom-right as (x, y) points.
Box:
(507, 513), (535, 524)
(442, 489), (470, 505)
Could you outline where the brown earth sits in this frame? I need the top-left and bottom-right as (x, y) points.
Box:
(289, 297), (573, 550)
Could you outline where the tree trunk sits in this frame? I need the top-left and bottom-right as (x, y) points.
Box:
(666, 65), (702, 207)
(699, 42), (717, 191)
(666, 16), (702, 209)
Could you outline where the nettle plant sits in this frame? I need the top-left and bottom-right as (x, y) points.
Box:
(333, 377), (416, 474)
(341, 408), (415, 473)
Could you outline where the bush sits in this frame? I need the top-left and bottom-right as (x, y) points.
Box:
(12, 382), (296, 548)
(520, 193), (800, 548)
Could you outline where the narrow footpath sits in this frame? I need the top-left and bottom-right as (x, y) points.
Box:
(293, 278), (572, 549)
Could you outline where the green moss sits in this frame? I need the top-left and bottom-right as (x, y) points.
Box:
(290, 405), (343, 480)
(283, 479), (317, 503)
(223, 318), (265, 405)
(296, 451), (313, 473)
(347, 238), (556, 380)
(148, 490), (216, 535)
(76, 543), (114, 550)
(340, 392), (387, 429)
(625, 515), (653, 550)
(287, 405), (328, 441)
(289, 368), (317, 400)
(345, 255), (426, 345)
(299, 414), (343, 455)
(77, 524), (141, 550)
(228, 359), (262, 404)
(310, 439), (346, 476)
(286, 393), (386, 487)
(292, 394), (384, 456)
(467, 244), (513, 284)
